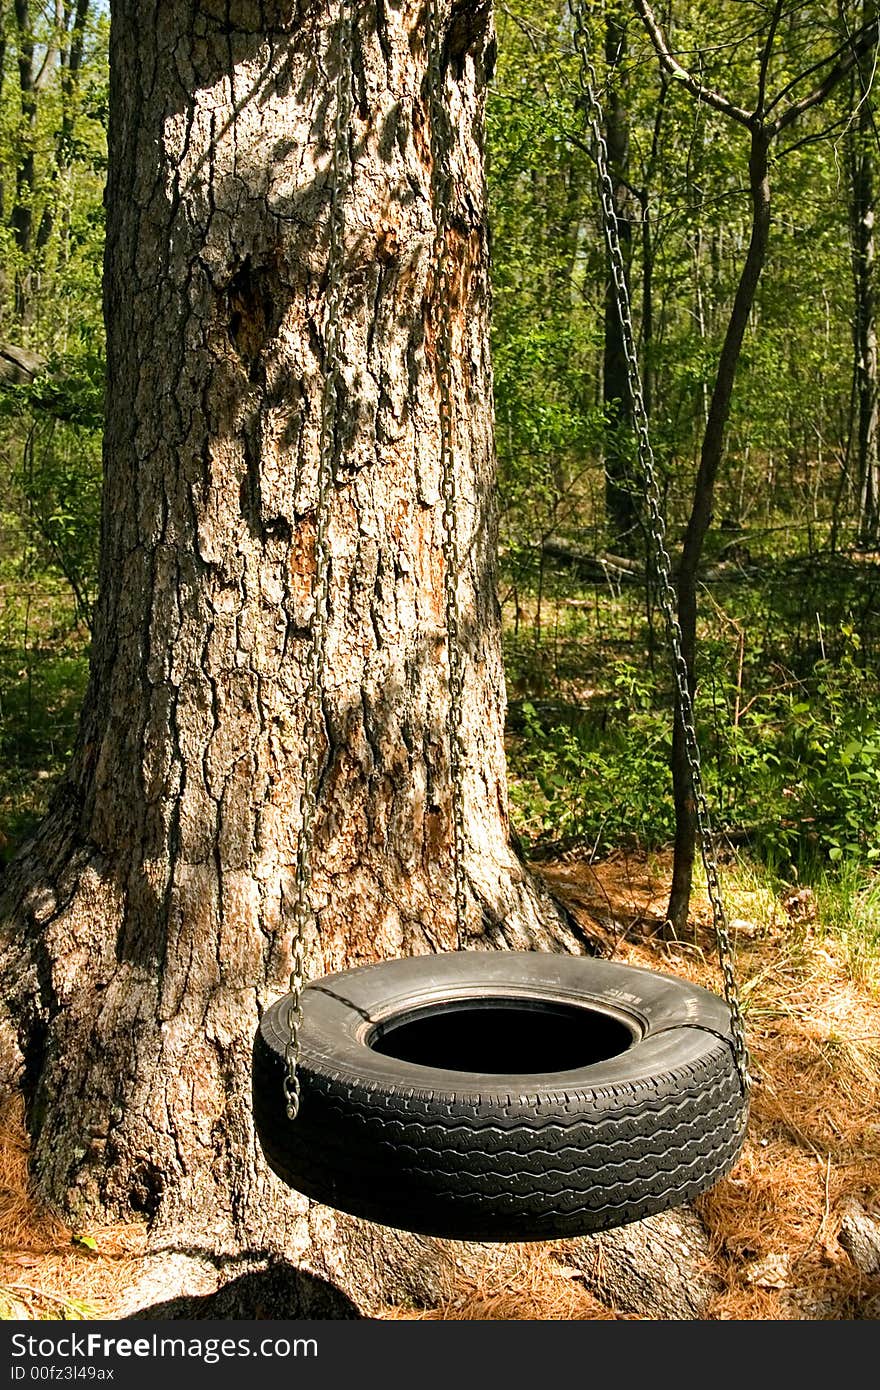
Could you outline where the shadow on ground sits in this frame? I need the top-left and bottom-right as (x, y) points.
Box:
(132, 1265), (363, 1319)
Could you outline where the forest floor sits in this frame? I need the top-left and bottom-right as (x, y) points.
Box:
(1, 849), (878, 1321)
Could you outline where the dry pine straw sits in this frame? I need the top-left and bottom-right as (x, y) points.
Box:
(0, 1097), (147, 1320)
(1, 851), (879, 1321)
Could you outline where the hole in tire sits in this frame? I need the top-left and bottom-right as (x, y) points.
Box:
(369, 998), (637, 1075)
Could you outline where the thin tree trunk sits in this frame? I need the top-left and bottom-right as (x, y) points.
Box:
(638, 68), (667, 423)
(0, 0), (585, 1303)
(667, 126), (771, 933)
(0, 5), (8, 321)
(631, 0), (880, 929)
(849, 6), (880, 549)
(12, 0), (37, 323)
(602, 3), (639, 552)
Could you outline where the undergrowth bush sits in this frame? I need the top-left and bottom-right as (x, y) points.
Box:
(507, 634), (880, 878)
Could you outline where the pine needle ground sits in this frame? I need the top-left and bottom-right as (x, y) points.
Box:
(1, 851), (878, 1321)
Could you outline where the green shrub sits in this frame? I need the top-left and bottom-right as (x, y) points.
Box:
(507, 636), (880, 874)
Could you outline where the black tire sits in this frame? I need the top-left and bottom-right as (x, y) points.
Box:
(253, 951), (748, 1241)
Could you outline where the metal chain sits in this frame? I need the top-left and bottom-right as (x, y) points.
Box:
(428, 0), (468, 945)
(283, 0), (353, 1121)
(569, 2), (750, 1094)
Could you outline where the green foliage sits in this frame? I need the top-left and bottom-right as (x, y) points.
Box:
(16, 423), (102, 626)
(0, 3), (109, 347)
(0, 585), (88, 862)
(769, 644), (880, 868)
(507, 615), (880, 878)
(488, 0), (879, 963)
(508, 674), (676, 853)
(1, 352), (104, 430)
(0, 0), (876, 970)
(489, 2), (609, 571)
(488, 0), (858, 561)
(0, 3), (107, 648)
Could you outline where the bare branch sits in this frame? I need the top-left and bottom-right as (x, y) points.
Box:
(632, 0), (754, 128)
(35, 0), (62, 90)
(768, 15), (880, 133)
(766, 15), (874, 114)
(775, 110), (851, 159)
(757, 0), (786, 116)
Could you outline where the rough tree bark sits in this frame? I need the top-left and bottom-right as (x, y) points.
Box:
(0, 0), (601, 1312)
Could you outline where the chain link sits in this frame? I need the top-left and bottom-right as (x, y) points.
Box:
(283, 0), (353, 1121)
(569, 2), (750, 1094)
(428, 0), (468, 945)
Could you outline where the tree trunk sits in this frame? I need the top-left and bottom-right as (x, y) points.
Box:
(0, 8), (7, 311)
(667, 125), (771, 933)
(633, 1), (879, 931)
(849, 8), (880, 550)
(0, 0), (588, 1307)
(12, 0), (38, 323)
(602, 4), (639, 553)
(637, 66), (667, 428)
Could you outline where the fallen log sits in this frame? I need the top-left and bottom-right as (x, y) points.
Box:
(0, 343), (47, 386)
(541, 536), (644, 582)
(541, 534), (765, 584)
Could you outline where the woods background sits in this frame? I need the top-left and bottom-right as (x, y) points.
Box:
(0, 0), (877, 1323)
(4, 0), (878, 923)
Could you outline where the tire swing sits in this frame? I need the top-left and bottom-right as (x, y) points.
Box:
(252, 0), (750, 1241)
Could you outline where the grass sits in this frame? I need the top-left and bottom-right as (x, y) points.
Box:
(810, 866), (880, 988)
